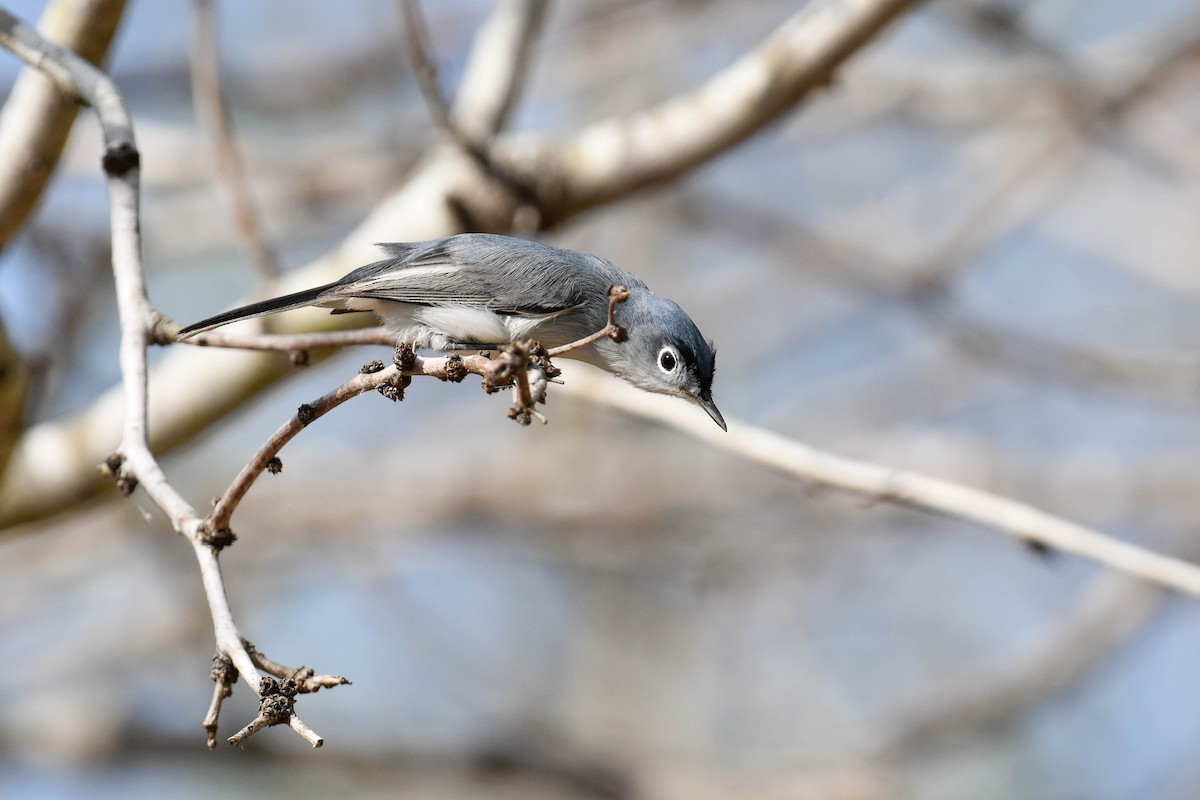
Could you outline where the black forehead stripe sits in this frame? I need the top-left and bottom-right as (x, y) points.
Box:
(676, 340), (704, 374)
(676, 339), (716, 385)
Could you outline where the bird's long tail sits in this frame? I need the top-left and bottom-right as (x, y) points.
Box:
(176, 283), (336, 338)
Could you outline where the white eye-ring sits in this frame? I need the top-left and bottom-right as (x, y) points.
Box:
(658, 346), (678, 374)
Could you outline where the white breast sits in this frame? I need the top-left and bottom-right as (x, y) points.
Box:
(416, 306), (514, 345)
(347, 298), (557, 350)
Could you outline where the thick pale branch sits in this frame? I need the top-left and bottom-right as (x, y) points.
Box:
(0, 0), (125, 249)
(500, 0), (925, 218)
(453, 0), (548, 139)
(555, 366), (1200, 600)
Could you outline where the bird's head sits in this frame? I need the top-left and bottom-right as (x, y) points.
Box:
(603, 294), (725, 430)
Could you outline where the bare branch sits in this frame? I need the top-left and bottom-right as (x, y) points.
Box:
(203, 652), (237, 749)
(400, 0), (547, 141)
(398, 0), (459, 139)
(189, 0), (280, 281)
(0, 6), (335, 748)
(555, 366), (1200, 600)
(0, 1), (124, 480)
(208, 359), (419, 532)
(228, 677), (321, 748)
(248, 645), (351, 694)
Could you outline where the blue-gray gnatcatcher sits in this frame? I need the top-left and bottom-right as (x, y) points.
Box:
(179, 233), (725, 429)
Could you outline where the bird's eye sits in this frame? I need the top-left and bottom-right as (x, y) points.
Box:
(658, 347), (678, 373)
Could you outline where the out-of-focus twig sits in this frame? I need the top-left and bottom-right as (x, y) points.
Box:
(882, 571), (1163, 757)
(0, 322), (26, 482)
(190, 0), (280, 281)
(165, 323), (395, 353)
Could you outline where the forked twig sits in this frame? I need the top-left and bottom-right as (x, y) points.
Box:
(249, 644), (351, 693)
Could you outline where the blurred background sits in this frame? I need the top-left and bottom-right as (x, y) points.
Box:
(3, 0), (1200, 797)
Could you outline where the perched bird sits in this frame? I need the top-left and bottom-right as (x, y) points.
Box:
(179, 233), (725, 430)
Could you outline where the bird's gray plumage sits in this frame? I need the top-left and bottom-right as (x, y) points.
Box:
(178, 233), (724, 429)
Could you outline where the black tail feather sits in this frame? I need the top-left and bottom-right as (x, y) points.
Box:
(176, 283), (334, 338)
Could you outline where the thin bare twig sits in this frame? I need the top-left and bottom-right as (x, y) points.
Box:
(170, 325), (395, 352)
(248, 644), (351, 693)
(203, 287), (632, 531)
(203, 652), (237, 749)
(228, 677), (321, 748)
(189, 0), (280, 281)
(399, 0), (464, 142)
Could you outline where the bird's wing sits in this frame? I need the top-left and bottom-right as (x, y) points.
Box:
(326, 236), (603, 316)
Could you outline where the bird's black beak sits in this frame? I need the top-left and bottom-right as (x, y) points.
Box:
(697, 391), (727, 431)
